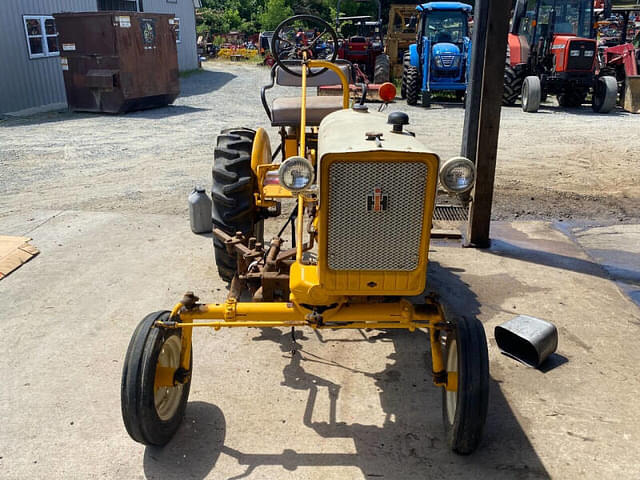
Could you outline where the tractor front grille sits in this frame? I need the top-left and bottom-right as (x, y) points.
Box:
(439, 54), (456, 68)
(566, 40), (596, 71)
(327, 161), (427, 271)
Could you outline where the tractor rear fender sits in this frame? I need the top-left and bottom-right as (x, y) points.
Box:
(251, 128), (288, 208)
(507, 32), (526, 66)
(251, 127), (272, 174)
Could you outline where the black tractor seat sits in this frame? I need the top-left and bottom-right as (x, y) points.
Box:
(261, 60), (352, 127)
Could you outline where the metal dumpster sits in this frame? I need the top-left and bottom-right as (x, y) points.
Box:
(53, 12), (180, 113)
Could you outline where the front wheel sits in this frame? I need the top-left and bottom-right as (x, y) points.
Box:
(121, 311), (192, 446)
(592, 76), (618, 113)
(442, 316), (489, 454)
(521, 76), (541, 113)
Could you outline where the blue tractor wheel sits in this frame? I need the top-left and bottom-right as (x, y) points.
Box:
(403, 61), (420, 106)
(401, 52), (411, 99)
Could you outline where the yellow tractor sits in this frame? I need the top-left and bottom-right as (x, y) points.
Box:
(121, 15), (489, 455)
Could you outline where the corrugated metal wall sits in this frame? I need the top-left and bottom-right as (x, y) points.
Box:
(0, 0), (97, 114)
(0, 0), (196, 114)
(142, 0), (198, 71)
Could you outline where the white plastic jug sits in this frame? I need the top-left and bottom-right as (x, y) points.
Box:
(188, 187), (213, 234)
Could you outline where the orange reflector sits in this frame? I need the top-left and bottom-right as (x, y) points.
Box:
(379, 82), (397, 103)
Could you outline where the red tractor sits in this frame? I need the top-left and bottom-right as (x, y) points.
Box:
(335, 0), (390, 83)
(504, 0), (618, 113)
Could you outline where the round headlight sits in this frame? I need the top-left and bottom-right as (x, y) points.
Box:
(439, 156), (476, 194)
(278, 156), (315, 192)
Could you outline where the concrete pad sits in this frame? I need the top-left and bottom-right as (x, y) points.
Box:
(570, 224), (640, 306)
(0, 212), (639, 479)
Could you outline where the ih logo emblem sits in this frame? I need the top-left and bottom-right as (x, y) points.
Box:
(367, 187), (388, 212)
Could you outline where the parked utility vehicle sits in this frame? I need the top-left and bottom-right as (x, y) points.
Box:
(403, 2), (473, 106)
(335, 0), (390, 83)
(505, 0), (618, 113)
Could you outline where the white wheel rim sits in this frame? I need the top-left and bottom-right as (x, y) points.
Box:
(523, 82), (529, 109)
(154, 335), (184, 421)
(445, 339), (458, 425)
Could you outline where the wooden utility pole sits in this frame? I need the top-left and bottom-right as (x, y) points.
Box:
(461, 0), (512, 248)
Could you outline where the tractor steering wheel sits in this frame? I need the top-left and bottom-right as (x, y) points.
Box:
(271, 15), (338, 77)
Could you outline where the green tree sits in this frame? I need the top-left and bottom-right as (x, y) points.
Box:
(198, 7), (229, 35)
(223, 7), (244, 31)
(259, 0), (294, 30)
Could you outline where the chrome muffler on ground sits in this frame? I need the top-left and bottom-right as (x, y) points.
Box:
(495, 315), (558, 368)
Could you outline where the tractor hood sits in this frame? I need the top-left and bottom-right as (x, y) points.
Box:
(318, 109), (437, 159)
(432, 43), (461, 69)
(432, 42), (460, 56)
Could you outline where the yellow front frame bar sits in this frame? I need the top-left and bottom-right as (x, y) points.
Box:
(162, 297), (453, 390)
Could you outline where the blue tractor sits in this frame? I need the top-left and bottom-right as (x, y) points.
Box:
(402, 2), (473, 106)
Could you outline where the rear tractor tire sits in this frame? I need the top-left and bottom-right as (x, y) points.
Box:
(521, 76), (542, 113)
(374, 53), (390, 84)
(502, 63), (523, 106)
(212, 128), (262, 282)
(592, 76), (618, 114)
(442, 315), (489, 455)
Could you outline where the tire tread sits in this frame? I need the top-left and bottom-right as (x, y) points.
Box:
(442, 315), (489, 454)
(212, 128), (257, 282)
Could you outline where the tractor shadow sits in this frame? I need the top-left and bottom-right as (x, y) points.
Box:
(223, 262), (549, 478)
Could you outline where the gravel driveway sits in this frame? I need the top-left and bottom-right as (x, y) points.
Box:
(1, 60), (638, 223)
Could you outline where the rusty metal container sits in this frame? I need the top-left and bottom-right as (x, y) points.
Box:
(53, 12), (180, 113)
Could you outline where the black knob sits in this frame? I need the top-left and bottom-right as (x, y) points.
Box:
(387, 111), (409, 133)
